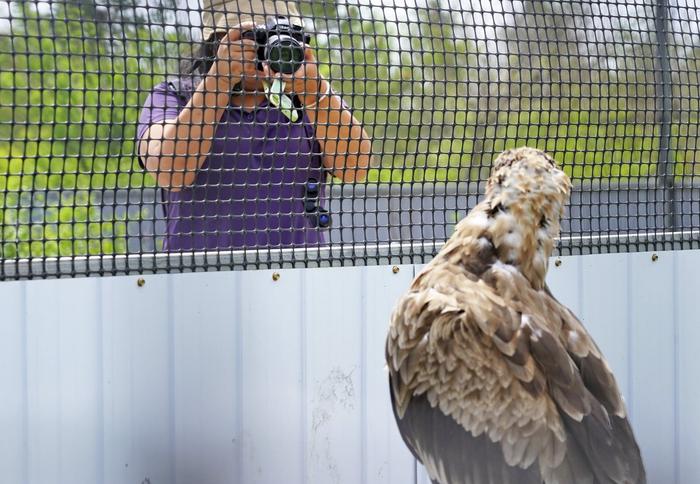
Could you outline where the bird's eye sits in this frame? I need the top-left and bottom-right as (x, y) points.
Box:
(539, 216), (549, 228)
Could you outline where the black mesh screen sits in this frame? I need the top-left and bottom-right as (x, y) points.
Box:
(1, 0), (698, 279)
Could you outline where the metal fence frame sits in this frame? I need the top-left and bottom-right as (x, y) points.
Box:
(1, 0), (699, 279)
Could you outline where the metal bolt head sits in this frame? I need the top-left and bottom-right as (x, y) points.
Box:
(554, 258), (562, 267)
(651, 253), (659, 262)
(392, 266), (400, 274)
(272, 272), (281, 281)
(137, 277), (146, 287)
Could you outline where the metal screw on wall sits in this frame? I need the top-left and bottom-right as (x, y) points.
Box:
(272, 272), (281, 281)
(392, 266), (400, 274)
(651, 253), (659, 262)
(137, 277), (146, 287)
(554, 258), (562, 267)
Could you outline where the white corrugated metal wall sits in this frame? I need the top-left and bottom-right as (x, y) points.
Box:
(0, 250), (699, 484)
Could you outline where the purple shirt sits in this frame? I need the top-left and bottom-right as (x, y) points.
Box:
(137, 80), (326, 251)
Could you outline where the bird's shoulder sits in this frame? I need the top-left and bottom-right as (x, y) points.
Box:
(393, 235), (626, 413)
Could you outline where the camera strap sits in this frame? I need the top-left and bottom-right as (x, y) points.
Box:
(263, 78), (300, 122)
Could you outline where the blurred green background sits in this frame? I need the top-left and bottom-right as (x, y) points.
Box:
(1, 0), (698, 258)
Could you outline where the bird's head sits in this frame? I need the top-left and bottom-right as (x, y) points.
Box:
(485, 147), (571, 240)
(470, 148), (572, 288)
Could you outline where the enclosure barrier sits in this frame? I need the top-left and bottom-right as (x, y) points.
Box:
(0, 0), (698, 279)
(1, 2), (699, 483)
(1, 250), (699, 484)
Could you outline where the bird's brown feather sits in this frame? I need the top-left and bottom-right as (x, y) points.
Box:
(386, 147), (645, 484)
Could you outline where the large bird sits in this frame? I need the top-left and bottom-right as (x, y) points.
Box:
(386, 147), (645, 484)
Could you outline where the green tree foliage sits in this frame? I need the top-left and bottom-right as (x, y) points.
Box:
(303, 0), (699, 182)
(0, 0), (184, 258)
(304, 0), (485, 182)
(1, 0), (698, 259)
(496, 0), (699, 177)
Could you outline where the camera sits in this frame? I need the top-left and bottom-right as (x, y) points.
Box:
(242, 16), (311, 75)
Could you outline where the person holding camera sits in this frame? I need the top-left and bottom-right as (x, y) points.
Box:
(137, 0), (372, 251)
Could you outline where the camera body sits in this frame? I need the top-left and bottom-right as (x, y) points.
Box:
(242, 16), (311, 75)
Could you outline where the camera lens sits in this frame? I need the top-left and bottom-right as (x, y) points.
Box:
(266, 36), (305, 74)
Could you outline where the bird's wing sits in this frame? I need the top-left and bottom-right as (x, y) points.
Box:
(387, 260), (559, 484)
(539, 284), (647, 484)
(386, 257), (646, 484)
(390, 388), (544, 484)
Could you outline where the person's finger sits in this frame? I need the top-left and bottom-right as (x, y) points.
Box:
(241, 47), (256, 60)
(243, 55), (260, 69)
(261, 64), (274, 79)
(303, 46), (317, 62)
(240, 67), (260, 81)
(243, 53), (261, 70)
(225, 45), (256, 70)
(239, 38), (257, 49)
(223, 28), (242, 43)
(221, 39), (255, 58)
(224, 21), (257, 42)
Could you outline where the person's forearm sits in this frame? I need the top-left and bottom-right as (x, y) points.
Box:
(142, 73), (232, 190)
(302, 81), (372, 183)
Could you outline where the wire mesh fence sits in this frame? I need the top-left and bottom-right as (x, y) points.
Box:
(0, 0), (698, 279)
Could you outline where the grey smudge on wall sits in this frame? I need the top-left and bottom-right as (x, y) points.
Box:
(309, 366), (357, 484)
(312, 408), (331, 432)
(317, 366), (356, 409)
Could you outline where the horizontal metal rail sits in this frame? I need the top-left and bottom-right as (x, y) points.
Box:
(2, 229), (698, 280)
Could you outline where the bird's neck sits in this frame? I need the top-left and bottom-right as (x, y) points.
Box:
(493, 205), (552, 290)
(456, 204), (554, 290)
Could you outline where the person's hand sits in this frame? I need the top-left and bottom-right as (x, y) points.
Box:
(262, 46), (327, 106)
(209, 23), (261, 90)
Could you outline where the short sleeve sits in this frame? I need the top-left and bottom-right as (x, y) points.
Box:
(136, 82), (187, 141)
